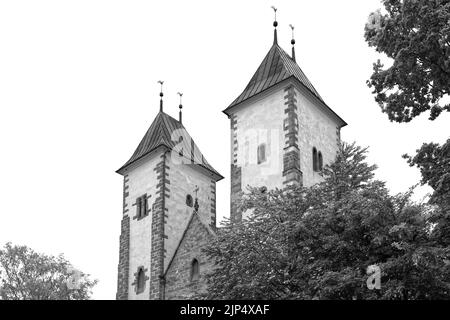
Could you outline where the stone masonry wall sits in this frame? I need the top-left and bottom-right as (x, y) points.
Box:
(164, 154), (216, 274)
(230, 87), (286, 221)
(123, 152), (161, 300)
(295, 85), (341, 187)
(164, 213), (214, 300)
(149, 151), (169, 300)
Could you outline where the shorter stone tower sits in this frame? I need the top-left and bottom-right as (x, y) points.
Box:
(116, 93), (223, 300)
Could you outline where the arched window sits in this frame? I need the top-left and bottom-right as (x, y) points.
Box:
(190, 258), (200, 282)
(186, 194), (193, 207)
(257, 143), (266, 164)
(318, 152), (323, 171)
(312, 147), (318, 172)
(136, 268), (145, 293)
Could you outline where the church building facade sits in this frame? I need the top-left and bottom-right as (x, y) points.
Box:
(116, 16), (347, 300)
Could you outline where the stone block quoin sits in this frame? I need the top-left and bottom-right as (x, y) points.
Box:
(116, 215), (130, 299)
(116, 174), (130, 300)
(283, 85), (302, 185)
(230, 113), (242, 222)
(210, 180), (216, 228)
(150, 151), (170, 300)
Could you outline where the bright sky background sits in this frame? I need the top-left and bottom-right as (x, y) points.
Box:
(0, 0), (448, 300)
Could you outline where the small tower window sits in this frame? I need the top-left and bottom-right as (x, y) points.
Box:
(137, 269), (145, 293)
(134, 194), (148, 220)
(190, 258), (200, 282)
(312, 147), (318, 172)
(141, 195), (147, 218)
(318, 151), (323, 171)
(136, 197), (142, 216)
(133, 267), (148, 294)
(257, 143), (266, 164)
(186, 194), (193, 207)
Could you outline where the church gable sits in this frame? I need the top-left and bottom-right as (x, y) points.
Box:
(164, 212), (215, 300)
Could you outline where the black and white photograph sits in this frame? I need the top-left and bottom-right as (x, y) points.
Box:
(0, 0), (449, 311)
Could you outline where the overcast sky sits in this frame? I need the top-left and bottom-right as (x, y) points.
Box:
(0, 0), (448, 300)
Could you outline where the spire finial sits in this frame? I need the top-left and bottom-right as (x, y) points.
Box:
(289, 24), (296, 62)
(177, 92), (183, 123)
(158, 80), (164, 112)
(271, 6), (278, 44)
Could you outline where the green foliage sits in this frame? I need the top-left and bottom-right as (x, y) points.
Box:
(202, 143), (450, 299)
(365, 0), (450, 122)
(0, 243), (97, 300)
(404, 139), (450, 246)
(404, 139), (450, 208)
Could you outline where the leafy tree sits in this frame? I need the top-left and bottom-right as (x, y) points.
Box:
(365, 1), (450, 249)
(404, 139), (450, 208)
(365, 0), (450, 122)
(202, 143), (450, 299)
(404, 139), (450, 247)
(0, 243), (97, 300)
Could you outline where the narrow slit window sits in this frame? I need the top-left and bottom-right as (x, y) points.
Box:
(257, 143), (266, 164)
(190, 258), (200, 282)
(313, 147), (318, 172)
(136, 268), (145, 294)
(318, 152), (323, 171)
(136, 197), (142, 218)
(186, 194), (193, 207)
(140, 195), (147, 218)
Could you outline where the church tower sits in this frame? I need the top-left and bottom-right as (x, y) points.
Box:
(116, 87), (223, 300)
(223, 11), (347, 221)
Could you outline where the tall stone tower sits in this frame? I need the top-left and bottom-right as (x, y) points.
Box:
(223, 17), (347, 221)
(116, 91), (223, 300)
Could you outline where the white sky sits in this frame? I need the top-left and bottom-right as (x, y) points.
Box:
(0, 0), (448, 300)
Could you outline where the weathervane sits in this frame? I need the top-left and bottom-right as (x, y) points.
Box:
(271, 6), (277, 21)
(271, 6), (278, 44)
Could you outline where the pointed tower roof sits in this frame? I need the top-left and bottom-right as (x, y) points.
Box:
(224, 42), (325, 113)
(116, 111), (223, 180)
(223, 32), (347, 127)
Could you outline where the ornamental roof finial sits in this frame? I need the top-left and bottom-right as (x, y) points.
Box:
(271, 6), (278, 45)
(289, 24), (296, 62)
(158, 80), (164, 112)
